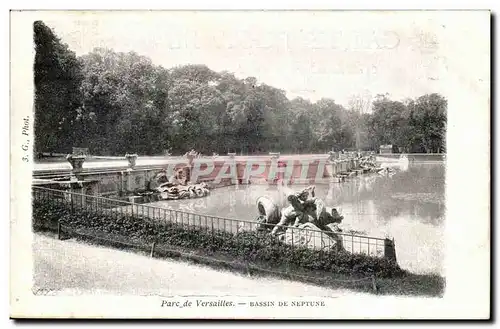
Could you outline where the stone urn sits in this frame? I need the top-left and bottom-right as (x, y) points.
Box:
(66, 154), (86, 173)
(227, 152), (236, 159)
(269, 152), (280, 160)
(125, 153), (138, 169)
(185, 151), (197, 166)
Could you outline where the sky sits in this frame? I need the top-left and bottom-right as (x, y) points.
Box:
(41, 11), (489, 108)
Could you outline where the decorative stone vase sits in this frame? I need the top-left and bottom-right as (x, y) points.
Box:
(66, 154), (86, 173)
(327, 151), (338, 162)
(269, 152), (280, 160)
(227, 152), (236, 159)
(125, 153), (138, 169)
(184, 150), (198, 166)
(186, 154), (195, 166)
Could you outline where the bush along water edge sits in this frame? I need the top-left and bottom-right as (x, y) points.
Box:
(32, 198), (406, 279)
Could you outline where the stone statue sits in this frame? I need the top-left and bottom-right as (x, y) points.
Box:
(168, 167), (190, 186)
(152, 167), (191, 187)
(254, 185), (353, 252)
(255, 196), (281, 231)
(269, 185), (344, 236)
(145, 167), (208, 201)
(156, 182), (210, 200)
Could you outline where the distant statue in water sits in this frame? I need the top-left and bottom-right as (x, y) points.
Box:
(156, 182), (210, 200)
(145, 167), (209, 201)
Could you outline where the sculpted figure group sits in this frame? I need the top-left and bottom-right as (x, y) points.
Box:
(150, 167), (210, 200)
(256, 185), (345, 236)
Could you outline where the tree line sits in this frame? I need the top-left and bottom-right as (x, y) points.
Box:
(34, 21), (447, 156)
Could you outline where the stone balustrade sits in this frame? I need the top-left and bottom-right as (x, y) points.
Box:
(45, 148), (378, 197)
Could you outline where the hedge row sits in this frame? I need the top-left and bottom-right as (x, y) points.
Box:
(32, 198), (406, 278)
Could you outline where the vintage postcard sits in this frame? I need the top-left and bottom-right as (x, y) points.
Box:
(9, 10), (490, 319)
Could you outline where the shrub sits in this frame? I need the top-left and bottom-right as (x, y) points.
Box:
(32, 198), (404, 278)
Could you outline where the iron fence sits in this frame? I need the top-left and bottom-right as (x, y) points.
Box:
(32, 186), (394, 259)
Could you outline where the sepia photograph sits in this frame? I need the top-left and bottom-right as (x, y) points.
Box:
(9, 9), (490, 319)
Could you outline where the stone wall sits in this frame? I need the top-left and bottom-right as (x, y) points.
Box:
(34, 153), (369, 196)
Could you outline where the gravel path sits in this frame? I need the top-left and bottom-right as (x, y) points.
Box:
(33, 234), (365, 298)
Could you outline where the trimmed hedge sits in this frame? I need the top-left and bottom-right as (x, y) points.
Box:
(32, 199), (406, 278)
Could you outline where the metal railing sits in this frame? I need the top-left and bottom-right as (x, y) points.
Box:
(32, 186), (394, 259)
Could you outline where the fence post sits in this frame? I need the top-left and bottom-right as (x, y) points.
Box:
(150, 242), (156, 258)
(211, 219), (215, 248)
(371, 275), (378, 293)
(384, 238), (397, 263)
(245, 263), (251, 277)
(57, 221), (61, 240)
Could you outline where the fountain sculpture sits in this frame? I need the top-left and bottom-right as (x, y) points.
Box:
(256, 185), (346, 234)
(254, 184), (354, 250)
(153, 167), (210, 200)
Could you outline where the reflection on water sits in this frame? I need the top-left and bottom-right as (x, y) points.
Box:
(150, 163), (445, 275)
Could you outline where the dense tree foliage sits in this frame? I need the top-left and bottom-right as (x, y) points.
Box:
(33, 20), (83, 153)
(34, 22), (447, 156)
